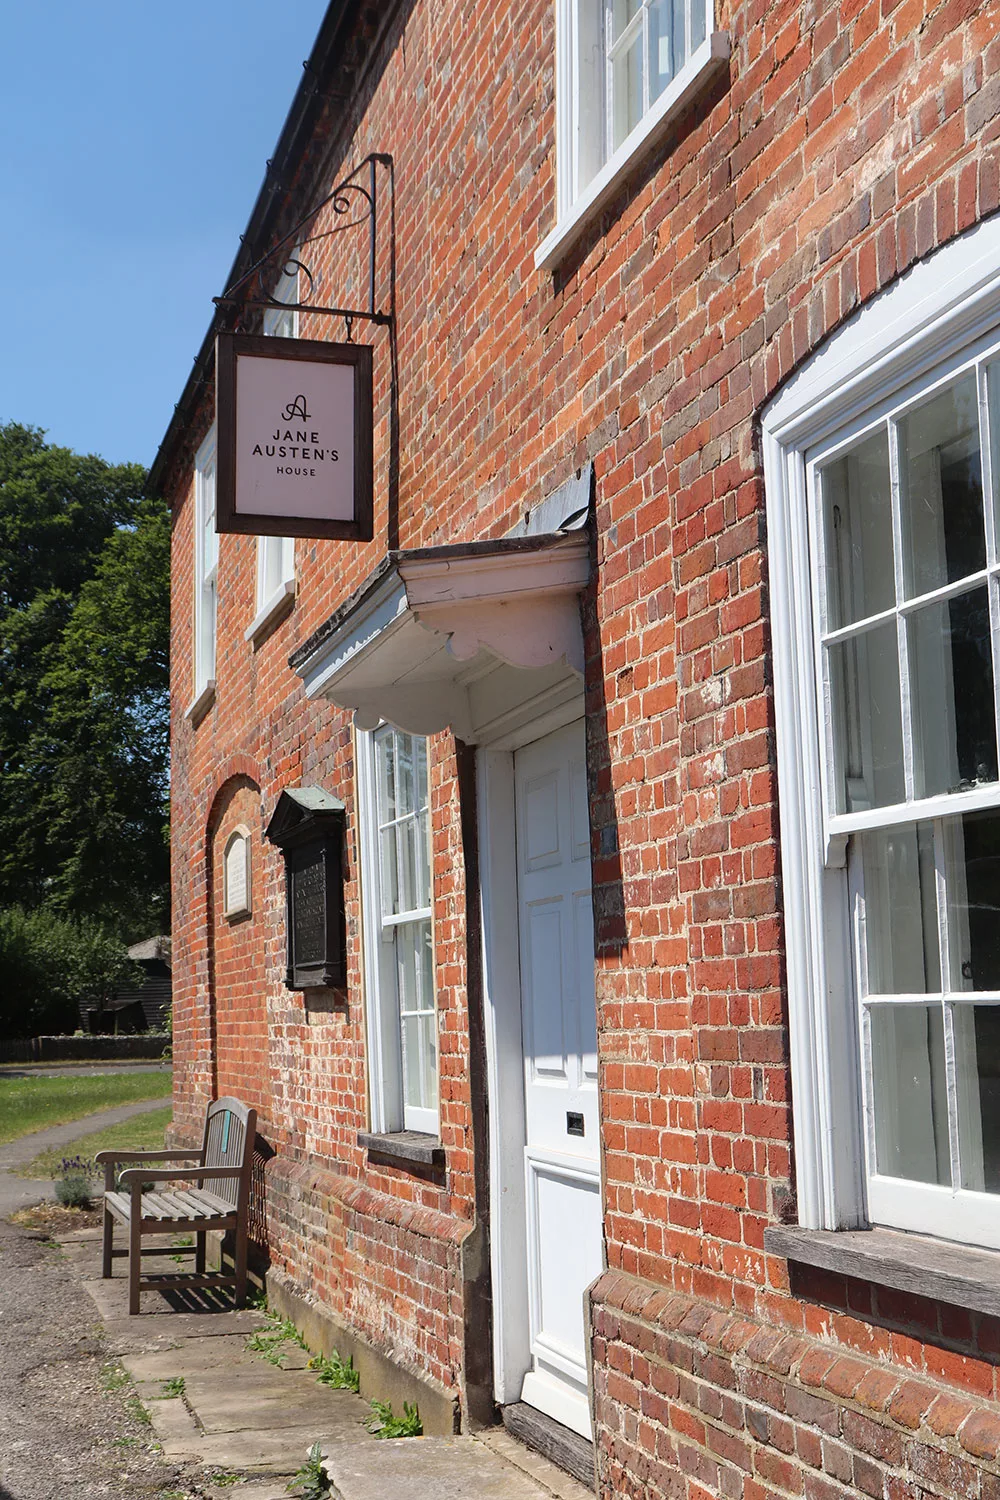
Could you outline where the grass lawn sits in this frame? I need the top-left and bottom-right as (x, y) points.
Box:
(15, 1104), (174, 1178)
(0, 1071), (172, 1147)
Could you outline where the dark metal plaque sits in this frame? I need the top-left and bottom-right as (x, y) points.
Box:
(291, 857), (326, 965)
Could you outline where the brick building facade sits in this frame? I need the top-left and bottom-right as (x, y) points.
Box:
(155, 0), (1000, 1493)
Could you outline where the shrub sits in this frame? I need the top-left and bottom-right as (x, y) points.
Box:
(55, 1172), (93, 1208)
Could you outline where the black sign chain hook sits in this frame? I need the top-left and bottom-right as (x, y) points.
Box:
(344, 314), (354, 344)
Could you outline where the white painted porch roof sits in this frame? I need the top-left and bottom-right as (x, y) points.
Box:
(290, 533), (590, 743)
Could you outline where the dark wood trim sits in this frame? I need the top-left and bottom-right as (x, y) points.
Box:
(765, 1224), (1000, 1318)
(215, 332), (373, 542)
(357, 1130), (445, 1168)
(501, 1403), (596, 1491)
(456, 738), (496, 1430)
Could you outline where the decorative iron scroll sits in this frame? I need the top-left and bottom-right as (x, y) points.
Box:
(213, 153), (393, 337)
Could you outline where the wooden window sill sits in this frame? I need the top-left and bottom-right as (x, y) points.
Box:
(765, 1224), (1000, 1318)
(357, 1130), (444, 1170)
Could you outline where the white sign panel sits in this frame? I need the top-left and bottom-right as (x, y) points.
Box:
(236, 355), (355, 519)
(216, 333), (373, 541)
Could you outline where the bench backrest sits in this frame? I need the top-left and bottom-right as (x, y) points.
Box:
(200, 1096), (257, 1208)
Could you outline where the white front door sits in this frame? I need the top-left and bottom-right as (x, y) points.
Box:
(514, 718), (603, 1438)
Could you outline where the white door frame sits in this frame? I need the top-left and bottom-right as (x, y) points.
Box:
(476, 686), (602, 1408)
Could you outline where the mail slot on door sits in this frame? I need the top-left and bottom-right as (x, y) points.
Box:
(566, 1111), (585, 1137)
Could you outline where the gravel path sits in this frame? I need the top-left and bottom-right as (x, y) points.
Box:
(0, 1217), (201, 1500)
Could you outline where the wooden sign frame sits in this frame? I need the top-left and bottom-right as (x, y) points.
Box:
(215, 332), (373, 541)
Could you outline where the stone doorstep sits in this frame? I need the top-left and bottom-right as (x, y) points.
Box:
(323, 1437), (595, 1500)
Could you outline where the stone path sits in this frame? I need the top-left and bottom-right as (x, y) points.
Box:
(0, 1095), (172, 1216)
(61, 1226), (593, 1500)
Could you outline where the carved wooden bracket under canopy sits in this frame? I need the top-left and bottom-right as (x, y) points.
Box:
(290, 533), (590, 744)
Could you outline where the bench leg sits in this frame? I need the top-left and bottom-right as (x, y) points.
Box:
(102, 1205), (114, 1278)
(128, 1212), (142, 1315)
(195, 1230), (206, 1275)
(234, 1222), (248, 1308)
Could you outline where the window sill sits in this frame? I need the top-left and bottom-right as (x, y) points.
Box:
(357, 1130), (445, 1170)
(245, 580), (296, 646)
(765, 1224), (1000, 1319)
(534, 31), (730, 274)
(184, 680), (216, 726)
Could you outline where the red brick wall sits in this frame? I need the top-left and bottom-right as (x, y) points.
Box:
(592, 1270), (1000, 1500)
(166, 0), (1000, 1476)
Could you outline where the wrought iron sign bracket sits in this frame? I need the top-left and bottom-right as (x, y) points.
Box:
(213, 153), (393, 340)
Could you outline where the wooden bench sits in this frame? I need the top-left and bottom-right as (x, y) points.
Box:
(98, 1096), (257, 1315)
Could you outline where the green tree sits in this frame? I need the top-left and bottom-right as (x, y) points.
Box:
(0, 423), (169, 937)
(0, 906), (143, 1037)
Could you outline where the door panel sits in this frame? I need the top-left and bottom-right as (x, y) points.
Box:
(514, 718), (602, 1438)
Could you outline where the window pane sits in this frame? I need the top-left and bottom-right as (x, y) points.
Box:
(829, 622), (905, 812)
(613, 32), (644, 150)
(576, 0), (604, 193)
(861, 824), (940, 995)
(955, 1004), (1000, 1192)
(869, 1004), (949, 1185)
(909, 585), (997, 798)
(689, 0), (706, 49)
(396, 733), (417, 816)
(648, 0), (685, 97)
(396, 815), (422, 913)
(402, 1012), (438, 1114)
(260, 536), (284, 602)
(398, 919), (436, 1114)
(202, 471), (218, 580)
(612, 0), (641, 40)
(944, 810), (1000, 991)
(899, 373), (984, 599)
(376, 733), (430, 919)
(376, 730), (396, 823)
(379, 826), (399, 918)
(820, 428), (894, 630)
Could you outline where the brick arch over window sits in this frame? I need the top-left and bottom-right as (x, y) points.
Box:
(203, 765), (263, 1101)
(203, 757), (264, 841)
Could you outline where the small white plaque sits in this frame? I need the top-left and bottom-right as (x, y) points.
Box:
(224, 830), (251, 918)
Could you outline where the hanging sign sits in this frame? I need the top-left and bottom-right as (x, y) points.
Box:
(215, 332), (373, 540)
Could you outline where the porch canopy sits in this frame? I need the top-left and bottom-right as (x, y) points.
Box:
(289, 533), (590, 744)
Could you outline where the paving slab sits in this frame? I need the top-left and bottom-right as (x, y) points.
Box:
(124, 1334), (271, 1378)
(324, 1436), (588, 1499)
(162, 1423), (347, 1470)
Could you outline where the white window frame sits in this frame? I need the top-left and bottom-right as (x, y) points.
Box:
(245, 260), (298, 644)
(356, 723), (439, 1137)
(536, 0), (728, 272)
(764, 215), (1000, 1247)
(189, 426), (218, 716)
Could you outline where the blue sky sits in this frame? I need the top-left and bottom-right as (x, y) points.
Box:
(0, 1), (329, 470)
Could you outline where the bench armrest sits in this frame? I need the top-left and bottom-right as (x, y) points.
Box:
(97, 1148), (204, 1190)
(95, 1149), (203, 1164)
(118, 1165), (244, 1189)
